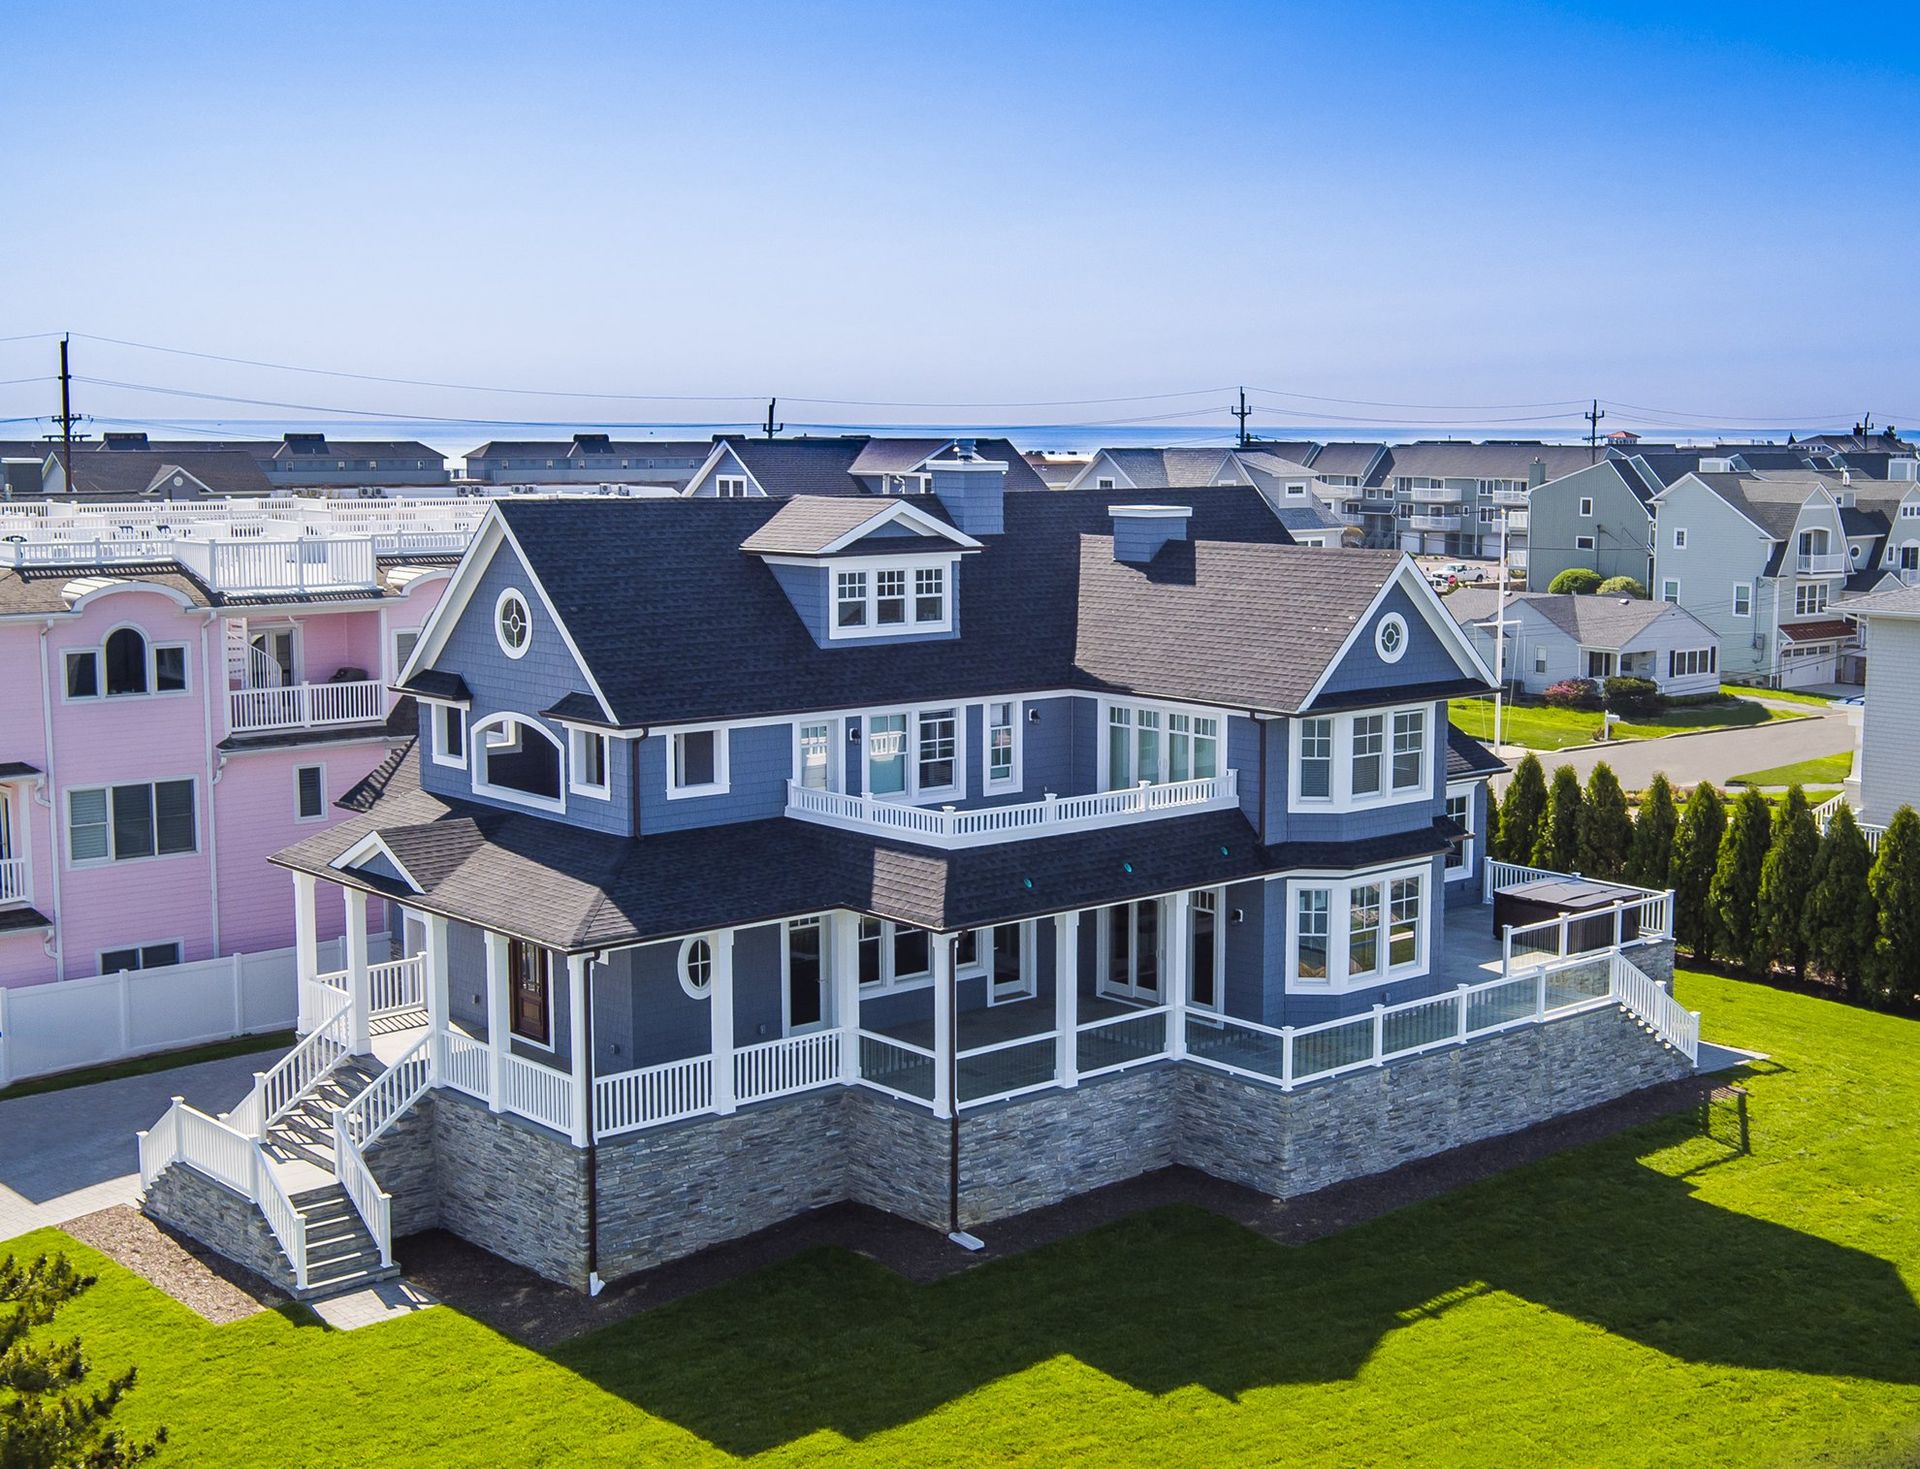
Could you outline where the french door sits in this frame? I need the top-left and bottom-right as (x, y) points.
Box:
(986, 922), (1035, 1004)
(785, 917), (828, 1034)
(1098, 900), (1162, 1003)
(507, 938), (552, 1046)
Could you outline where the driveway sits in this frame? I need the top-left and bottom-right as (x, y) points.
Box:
(0, 1051), (270, 1243)
(1491, 704), (1856, 790)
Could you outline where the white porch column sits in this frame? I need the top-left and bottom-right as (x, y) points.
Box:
(931, 932), (956, 1119)
(292, 871), (318, 1033)
(484, 930), (509, 1113)
(831, 911), (861, 1084)
(1053, 910), (1080, 1088)
(343, 887), (372, 1055)
(425, 913), (451, 1080)
(567, 953), (591, 1147)
(710, 928), (736, 1116)
(1165, 890), (1191, 1060)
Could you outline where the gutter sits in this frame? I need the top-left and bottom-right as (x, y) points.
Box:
(34, 623), (63, 977)
(584, 948), (602, 1295)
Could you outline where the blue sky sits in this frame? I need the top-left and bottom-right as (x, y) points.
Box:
(2, 1), (1916, 440)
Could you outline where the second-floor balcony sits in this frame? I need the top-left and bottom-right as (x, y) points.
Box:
(1796, 552), (1848, 576)
(1410, 485), (1466, 504)
(785, 771), (1239, 849)
(1410, 513), (1464, 532)
(0, 855), (28, 906)
(228, 679), (387, 735)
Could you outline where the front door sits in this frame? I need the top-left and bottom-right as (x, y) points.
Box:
(786, 917), (827, 1033)
(507, 939), (551, 1046)
(1099, 900), (1161, 1003)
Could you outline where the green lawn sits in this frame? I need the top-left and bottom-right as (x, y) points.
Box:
(12, 972), (1920, 1468)
(1450, 696), (1788, 752)
(1722, 683), (1841, 707)
(1730, 752), (1856, 788)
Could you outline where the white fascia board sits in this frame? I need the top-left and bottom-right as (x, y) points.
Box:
(330, 831), (423, 893)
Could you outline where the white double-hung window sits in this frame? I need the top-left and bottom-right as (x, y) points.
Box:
(1286, 866), (1428, 990)
(861, 706), (962, 802)
(1102, 702), (1219, 789)
(828, 559), (954, 640)
(1289, 704), (1430, 812)
(984, 700), (1020, 792)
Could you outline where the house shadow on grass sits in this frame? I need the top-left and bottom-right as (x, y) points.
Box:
(547, 1108), (1920, 1458)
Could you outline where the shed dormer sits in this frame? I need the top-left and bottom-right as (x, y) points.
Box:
(741, 496), (983, 647)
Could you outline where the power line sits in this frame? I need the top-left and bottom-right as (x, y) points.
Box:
(1248, 385), (1591, 411)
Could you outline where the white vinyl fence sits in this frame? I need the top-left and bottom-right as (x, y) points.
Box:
(0, 935), (380, 1088)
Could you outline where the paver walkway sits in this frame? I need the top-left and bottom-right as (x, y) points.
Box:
(0, 1051), (270, 1243)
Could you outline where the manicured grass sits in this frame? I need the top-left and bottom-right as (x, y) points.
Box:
(1729, 752), (1856, 788)
(1760, 787), (1841, 811)
(0, 1031), (294, 1103)
(13, 973), (1920, 1466)
(1723, 683), (1841, 707)
(1450, 695), (1788, 752)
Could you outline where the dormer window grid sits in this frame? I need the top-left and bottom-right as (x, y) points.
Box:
(827, 558), (953, 640)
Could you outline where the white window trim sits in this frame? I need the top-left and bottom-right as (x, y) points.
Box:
(61, 626), (192, 702)
(1673, 527), (1687, 549)
(294, 763), (328, 824)
(494, 587), (532, 661)
(1375, 612), (1409, 664)
(980, 921), (1039, 1006)
(1579, 497), (1594, 517)
(567, 727), (611, 799)
(97, 937), (186, 975)
(677, 934), (714, 999)
(1287, 704), (1432, 814)
(1575, 535), (1596, 551)
(666, 726), (731, 800)
(1444, 784), (1475, 880)
(825, 555), (958, 642)
(858, 704), (965, 805)
(507, 943), (557, 1053)
(1283, 863), (1431, 993)
(982, 699), (1024, 794)
(714, 475), (751, 499)
(1731, 584), (1753, 617)
(431, 703), (469, 769)
(1188, 887), (1226, 1016)
(469, 714), (566, 814)
(791, 718), (844, 794)
(1095, 697), (1225, 792)
(391, 627), (422, 685)
(1097, 898), (1166, 1003)
(859, 917), (934, 994)
(782, 917), (830, 1034)
(64, 778), (199, 870)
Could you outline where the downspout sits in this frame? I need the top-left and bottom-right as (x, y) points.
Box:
(35, 623), (64, 978)
(584, 948), (602, 1294)
(1256, 713), (1271, 844)
(945, 940), (962, 1239)
(200, 613), (223, 955)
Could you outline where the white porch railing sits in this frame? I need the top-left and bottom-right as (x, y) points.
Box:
(855, 1031), (936, 1105)
(1797, 553), (1848, 576)
(1815, 794), (1886, 852)
(785, 771), (1238, 849)
(228, 679), (385, 734)
(1501, 892), (1672, 975)
(332, 1110), (394, 1269)
(1075, 1006), (1170, 1079)
(595, 1054), (713, 1137)
(230, 984), (351, 1139)
(436, 1029), (491, 1101)
(734, 1031), (842, 1107)
(138, 1098), (312, 1292)
(0, 856), (27, 906)
(1608, 953), (1700, 1063)
(502, 1053), (573, 1132)
(368, 956), (425, 1017)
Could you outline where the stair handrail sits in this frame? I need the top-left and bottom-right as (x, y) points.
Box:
(137, 1097), (309, 1291)
(1608, 953), (1700, 1063)
(233, 985), (353, 1140)
(337, 1030), (434, 1150)
(332, 1108), (394, 1269)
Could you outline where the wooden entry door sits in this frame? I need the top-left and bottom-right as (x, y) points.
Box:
(507, 939), (552, 1046)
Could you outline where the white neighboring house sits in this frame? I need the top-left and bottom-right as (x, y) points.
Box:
(1828, 584), (1920, 841)
(1444, 588), (1722, 698)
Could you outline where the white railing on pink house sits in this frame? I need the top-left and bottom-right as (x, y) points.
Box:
(0, 856), (28, 906)
(786, 771), (1238, 849)
(228, 679), (386, 735)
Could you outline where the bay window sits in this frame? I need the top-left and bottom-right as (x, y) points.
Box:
(1297, 718), (1332, 799)
(1287, 866), (1429, 989)
(1391, 709), (1426, 792)
(1350, 716), (1383, 797)
(1290, 704), (1434, 812)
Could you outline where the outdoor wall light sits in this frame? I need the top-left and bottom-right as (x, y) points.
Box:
(848, 726), (862, 742)
(1229, 908), (1245, 924)
(1027, 707), (1041, 723)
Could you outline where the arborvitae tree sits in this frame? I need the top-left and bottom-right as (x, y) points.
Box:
(1806, 804), (1877, 999)
(1577, 763), (1633, 880)
(1867, 806), (1920, 1009)
(1627, 773), (1679, 890)
(1757, 787), (1820, 978)
(1669, 782), (1726, 957)
(1532, 764), (1584, 872)
(1709, 789), (1773, 969)
(1499, 754), (1549, 863)
(1480, 784), (1502, 868)
(0, 1252), (164, 1469)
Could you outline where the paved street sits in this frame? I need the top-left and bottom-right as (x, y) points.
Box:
(1490, 704), (1856, 790)
(0, 1051), (268, 1243)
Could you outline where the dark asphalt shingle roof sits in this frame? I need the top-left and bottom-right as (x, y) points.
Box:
(718, 436), (1046, 496)
(0, 564), (214, 615)
(57, 449), (274, 498)
(497, 487), (1411, 726)
(1445, 724), (1506, 779)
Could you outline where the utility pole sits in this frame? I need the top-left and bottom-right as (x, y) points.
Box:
(762, 398), (783, 440)
(1232, 387), (1252, 448)
(1585, 398), (1605, 462)
(1493, 510), (1509, 755)
(58, 334), (75, 493)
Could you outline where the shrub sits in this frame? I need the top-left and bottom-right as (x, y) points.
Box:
(1710, 789), (1773, 969)
(1596, 575), (1649, 598)
(1868, 806), (1920, 1009)
(1806, 803), (1877, 999)
(1602, 676), (1664, 716)
(1543, 678), (1602, 711)
(1577, 763), (1633, 880)
(1532, 764), (1584, 872)
(1498, 754), (1549, 863)
(1670, 783), (1726, 956)
(1626, 773), (1679, 889)
(1548, 567), (1604, 595)
(1757, 787), (1819, 978)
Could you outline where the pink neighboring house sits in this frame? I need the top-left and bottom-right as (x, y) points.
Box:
(0, 548), (449, 988)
